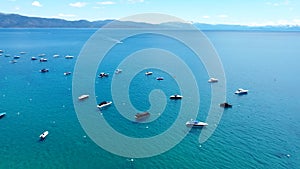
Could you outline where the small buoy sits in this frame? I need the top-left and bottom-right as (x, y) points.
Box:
(52, 121), (56, 124)
(62, 105), (65, 108)
(199, 145), (202, 148)
(3, 94), (5, 97)
(83, 135), (87, 138)
(17, 112), (20, 115)
(130, 158), (134, 162)
(146, 126), (149, 129)
(287, 154), (290, 158)
(29, 98), (32, 101)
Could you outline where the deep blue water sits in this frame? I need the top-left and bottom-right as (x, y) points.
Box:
(0, 29), (300, 169)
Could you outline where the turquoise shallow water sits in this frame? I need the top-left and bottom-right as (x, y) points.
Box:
(0, 29), (300, 169)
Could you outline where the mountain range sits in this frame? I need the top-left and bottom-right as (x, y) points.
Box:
(1, 13), (300, 31)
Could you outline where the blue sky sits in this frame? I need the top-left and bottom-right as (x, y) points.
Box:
(2, 0), (300, 25)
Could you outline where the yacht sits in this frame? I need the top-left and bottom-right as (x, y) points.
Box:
(97, 101), (112, 109)
(64, 72), (71, 76)
(0, 112), (6, 119)
(220, 102), (232, 108)
(99, 72), (109, 78)
(65, 55), (74, 59)
(135, 112), (150, 120)
(186, 120), (208, 127)
(53, 54), (59, 58)
(235, 88), (248, 95)
(20, 52), (27, 55)
(40, 68), (49, 73)
(78, 94), (89, 100)
(39, 131), (49, 140)
(170, 94), (183, 100)
(0, 50), (3, 53)
(145, 71), (153, 76)
(38, 54), (46, 57)
(208, 78), (218, 83)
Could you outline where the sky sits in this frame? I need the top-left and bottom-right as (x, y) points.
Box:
(2, 0), (300, 26)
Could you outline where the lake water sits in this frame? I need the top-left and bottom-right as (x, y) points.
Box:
(0, 28), (299, 169)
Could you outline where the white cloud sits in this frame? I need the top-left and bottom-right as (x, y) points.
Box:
(32, 1), (42, 7)
(128, 0), (144, 3)
(266, 0), (290, 6)
(69, 2), (87, 8)
(97, 1), (116, 5)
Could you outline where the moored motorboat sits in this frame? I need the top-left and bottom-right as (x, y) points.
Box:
(64, 72), (71, 76)
(208, 77), (218, 83)
(31, 57), (38, 60)
(0, 112), (6, 119)
(235, 88), (248, 95)
(97, 101), (112, 109)
(39, 58), (48, 62)
(39, 131), (49, 140)
(38, 53), (46, 57)
(65, 55), (74, 59)
(220, 102), (232, 108)
(135, 112), (150, 120)
(99, 72), (109, 78)
(53, 54), (59, 58)
(115, 69), (122, 74)
(20, 51), (27, 55)
(10, 60), (17, 64)
(186, 119), (208, 127)
(170, 94), (183, 100)
(156, 77), (164, 80)
(78, 94), (89, 100)
(0, 50), (3, 53)
(145, 71), (153, 76)
(40, 68), (49, 73)
(13, 55), (20, 59)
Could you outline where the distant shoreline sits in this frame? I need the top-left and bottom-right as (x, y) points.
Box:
(1, 13), (300, 31)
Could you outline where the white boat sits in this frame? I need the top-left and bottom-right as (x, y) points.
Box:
(0, 50), (3, 53)
(65, 55), (74, 59)
(39, 131), (49, 140)
(115, 69), (122, 74)
(99, 72), (109, 78)
(20, 51), (27, 55)
(39, 58), (48, 62)
(156, 77), (164, 80)
(53, 54), (59, 58)
(145, 71), (153, 76)
(235, 88), (248, 95)
(64, 72), (71, 76)
(208, 78), (218, 83)
(78, 94), (89, 100)
(0, 112), (6, 119)
(38, 53), (46, 57)
(31, 57), (38, 60)
(170, 94), (183, 100)
(13, 55), (21, 59)
(97, 101), (112, 109)
(40, 68), (49, 73)
(186, 120), (208, 127)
